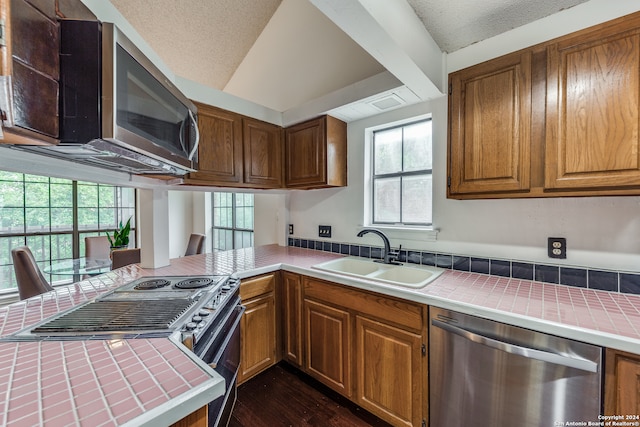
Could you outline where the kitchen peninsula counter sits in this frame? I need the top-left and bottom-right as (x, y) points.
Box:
(1, 244), (640, 425)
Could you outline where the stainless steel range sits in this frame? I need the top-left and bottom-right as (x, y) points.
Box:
(27, 275), (237, 341)
(10, 274), (243, 427)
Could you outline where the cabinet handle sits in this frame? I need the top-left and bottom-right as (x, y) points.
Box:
(431, 318), (599, 373)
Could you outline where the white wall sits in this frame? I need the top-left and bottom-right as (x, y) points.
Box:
(168, 191), (194, 258)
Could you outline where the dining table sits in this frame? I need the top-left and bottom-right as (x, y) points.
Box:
(44, 257), (112, 281)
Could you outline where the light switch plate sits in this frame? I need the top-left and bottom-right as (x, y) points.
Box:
(319, 225), (332, 238)
(289, 224), (294, 235)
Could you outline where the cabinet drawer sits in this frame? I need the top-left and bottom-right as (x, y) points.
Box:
(303, 277), (423, 331)
(240, 273), (275, 301)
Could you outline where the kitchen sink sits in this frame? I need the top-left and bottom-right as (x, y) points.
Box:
(312, 257), (444, 288)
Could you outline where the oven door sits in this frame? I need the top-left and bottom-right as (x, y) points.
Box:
(199, 303), (244, 427)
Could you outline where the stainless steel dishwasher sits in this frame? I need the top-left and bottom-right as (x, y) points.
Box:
(429, 307), (602, 427)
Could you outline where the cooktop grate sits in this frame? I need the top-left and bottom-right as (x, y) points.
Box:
(31, 299), (196, 333)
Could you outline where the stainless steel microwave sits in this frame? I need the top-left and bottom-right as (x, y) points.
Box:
(18, 20), (199, 176)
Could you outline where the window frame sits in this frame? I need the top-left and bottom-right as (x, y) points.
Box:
(370, 117), (433, 227)
(211, 192), (255, 251)
(0, 173), (137, 291)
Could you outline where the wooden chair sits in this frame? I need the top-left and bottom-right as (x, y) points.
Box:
(111, 248), (141, 269)
(185, 233), (206, 256)
(11, 246), (54, 300)
(84, 236), (110, 260)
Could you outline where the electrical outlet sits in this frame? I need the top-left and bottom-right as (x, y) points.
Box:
(548, 237), (566, 259)
(289, 224), (294, 235)
(318, 225), (332, 238)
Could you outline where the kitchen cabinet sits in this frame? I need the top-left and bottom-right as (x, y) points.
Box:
(170, 406), (208, 427)
(0, 0), (59, 145)
(448, 11), (640, 199)
(448, 50), (532, 196)
(186, 102), (283, 188)
(356, 316), (423, 427)
(238, 273), (277, 384)
(285, 115), (347, 189)
(605, 348), (640, 416)
(302, 276), (427, 426)
(281, 271), (303, 367)
(545, 14), (640, 190)
(305, 298), (352, 396)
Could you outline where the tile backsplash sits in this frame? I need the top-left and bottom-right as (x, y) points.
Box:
(288, 237), (640, 296)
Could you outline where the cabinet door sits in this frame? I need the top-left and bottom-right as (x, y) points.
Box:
(189, 103), (243, 184)
(0, 0), (59, 142)
(605, 349), (640, 415)
(546, 19), (640, 189)
(304, 298), (352, 397)
(238, 293), (276, 384)
(285, 117), (326, 187)
(355, 316), (423, 427)
(243, 117), (283, 188)
(448, 51), (532, 195)
(282, 272), (303, 367)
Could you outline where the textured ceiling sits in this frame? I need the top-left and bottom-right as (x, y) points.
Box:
(406, 0), (590, 52)
(109, 0), (282, 90)
(108, 0), (592, 117)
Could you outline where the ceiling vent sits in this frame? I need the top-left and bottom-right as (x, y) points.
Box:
(368, 93), (405, 111)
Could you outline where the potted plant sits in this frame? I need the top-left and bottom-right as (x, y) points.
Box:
(107, 217), (131, 250)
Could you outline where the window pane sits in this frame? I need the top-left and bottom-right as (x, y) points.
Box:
(99, 185), (116, 207)
(0, 265), (16, 290)
(77, 184), (98, 207)
(403, 121), (432, 172)
(0, 236), (25, 264)
(49, 234), (73, 260)
(402, 175), (432, 224)
(50, 183), (73, 207)
(51, 208), (73, 231)
(99, 208), (117, 229)
(78, 207), (99, 229)
(374, 177), (400, 223)
(234, 231), (253, 249)
(25, 208), (50, 231)
(0, 180), (24, 207)
(374, 128), (402, 175)
(0, 208), (25, 233)
(25, 182), (50, 207)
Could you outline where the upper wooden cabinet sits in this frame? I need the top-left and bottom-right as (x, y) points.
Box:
(448, 11), (640, 199)
(285, 115), (347, 189)
(448, 50), (532, 195)
(186, 102), (283, 189)
(0, 0), (59, 145)
(545, 16), (640, 190)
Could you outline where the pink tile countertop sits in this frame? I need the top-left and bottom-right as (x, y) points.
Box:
(2, 244), (640, 425)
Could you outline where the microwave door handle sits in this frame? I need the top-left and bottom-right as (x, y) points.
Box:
(187, 109), (200, 161)
(178, 117), (187, 154)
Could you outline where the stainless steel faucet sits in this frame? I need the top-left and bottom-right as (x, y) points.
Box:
(356, 229), (402, 265)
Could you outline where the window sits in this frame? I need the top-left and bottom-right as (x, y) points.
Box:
(0, 171), (136, 291)
(212, 192), (254, 251)
(371, 119), (432, 226)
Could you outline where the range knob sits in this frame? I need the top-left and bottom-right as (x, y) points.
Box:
(192, 315), (203, 323)
(185, 322), (197, 331)
(221, 284), (231, 292)
(198, 309), (210, 317)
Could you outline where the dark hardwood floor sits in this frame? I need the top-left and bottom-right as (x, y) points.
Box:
(229, 363), (393, 427)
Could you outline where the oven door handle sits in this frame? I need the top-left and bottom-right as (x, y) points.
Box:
(209, 305), (245, 369)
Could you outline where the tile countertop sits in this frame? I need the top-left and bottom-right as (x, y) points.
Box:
(1, 244), (640, 426)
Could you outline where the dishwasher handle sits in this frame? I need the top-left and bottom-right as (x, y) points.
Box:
(431, 318), (599, 373)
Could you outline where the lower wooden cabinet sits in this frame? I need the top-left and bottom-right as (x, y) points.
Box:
(282, 271), (303, 367)
(170, 405), (208, 427)
(356, 316), (423, 427)
(302, 276), (428, 427)
(305, 299), (352, 397)
(238, 273), (277, 384)
(605, 348), (640, 415)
